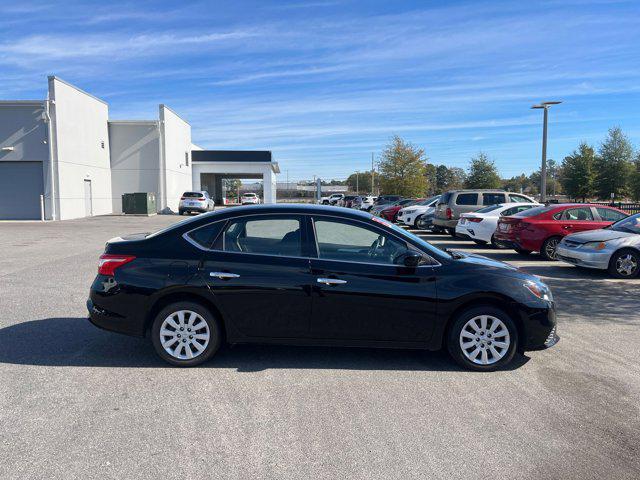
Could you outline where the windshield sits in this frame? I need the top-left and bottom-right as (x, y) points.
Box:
(416, 195), (439, 206)
(610, 213), (640, 234)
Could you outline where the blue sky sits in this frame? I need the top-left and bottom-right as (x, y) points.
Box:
(1, 0), (639, 181)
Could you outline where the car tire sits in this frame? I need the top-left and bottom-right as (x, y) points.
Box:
(491, 235), (504, 249)
(447, 306), (518, 372)
(447, 228), (456, 237)
(608, 249), (640, 279)
(179, 210), (184, 215)
(515, 248), (532, 255)
(473, 239), (487, 246)
(151, 301), (222, 367)
(541, 236), (562, 261)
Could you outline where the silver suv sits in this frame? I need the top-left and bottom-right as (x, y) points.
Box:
(433, 190), (535, 235)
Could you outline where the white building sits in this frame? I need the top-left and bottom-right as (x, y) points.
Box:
(0, 77), (279, 220)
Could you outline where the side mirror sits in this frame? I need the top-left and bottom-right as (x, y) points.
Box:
(403, 251), (423, 267)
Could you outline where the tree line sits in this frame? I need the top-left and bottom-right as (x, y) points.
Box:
(341, 128), (640, 200)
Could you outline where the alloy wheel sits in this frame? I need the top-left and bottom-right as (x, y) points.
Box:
(615, 254), (638, 277)
(544, 238), (560, 260)
(459, 315), (510, 365)
(159, 310), (210, 360)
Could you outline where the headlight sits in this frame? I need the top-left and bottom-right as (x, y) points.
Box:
(581, 241), (607, 250)
(524, 279), (554, 302)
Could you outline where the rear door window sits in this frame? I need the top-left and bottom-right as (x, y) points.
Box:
(221, 216), (302, 257)
(509, 194), (533, 203)
(595, 207), (627, 222)
(563, 208), (594, 221)
(186, 222), (224, 249)
(482, 193), (506, 205)
(455, 193), (479, 205)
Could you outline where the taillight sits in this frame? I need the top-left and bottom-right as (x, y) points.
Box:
(446, 207), (452, 219)
(180, 196), (186, 200)
(98, 254), (136, 276)
(197, 197), (205, 201)
(468, 217), (482, 223)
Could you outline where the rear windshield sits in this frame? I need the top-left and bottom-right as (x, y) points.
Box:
(243, 193), (256, 197)
(476, 205), (502, 213)
(183, 192), (202, 198)
(513, 205), (555, 217)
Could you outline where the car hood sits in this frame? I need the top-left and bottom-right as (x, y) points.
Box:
(563, 229), (635, 243)
(453, 251), (519, 272)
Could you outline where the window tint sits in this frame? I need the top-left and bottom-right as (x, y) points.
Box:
(482, 193), (506, 205)
(515, 206), (555, 218)
(183, 192), (202, 198)
(187, 222), (224, 249)
(455, 193), (479, 205)
(476, 205), (502, 213)
(564, 207), (593, 221)
(314, 218), (410, 265)
(502, 205), (535, 216)
(439, 192), (453, 204)
(596, 207), (627, 222)
(222, 217), (302, 257)
(509, 194), (532, 203)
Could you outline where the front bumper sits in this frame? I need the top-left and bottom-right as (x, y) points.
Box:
(521, 303), (559, 351)
(556, 245), (611, 270)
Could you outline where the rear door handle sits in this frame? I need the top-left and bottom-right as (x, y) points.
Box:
(210, 271), (240, 279)
(317, 277), (347, 286)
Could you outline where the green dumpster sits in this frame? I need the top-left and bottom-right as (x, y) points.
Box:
(122, 192), (156, 215)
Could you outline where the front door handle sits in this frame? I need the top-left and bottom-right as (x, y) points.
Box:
(210, 271), (240, 279)
(317, 277), (347, 286)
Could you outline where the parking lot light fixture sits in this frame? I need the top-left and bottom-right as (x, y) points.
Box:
(531, 101), (562, 203)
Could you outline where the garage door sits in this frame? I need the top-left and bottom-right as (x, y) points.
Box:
(0, 162), (44, 220)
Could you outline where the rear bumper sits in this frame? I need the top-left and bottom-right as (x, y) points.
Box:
(556, 246), (610, 269)
(433, 218), (457, 228)
(180, 205), (208, 212)
(87, 298), (144, 337)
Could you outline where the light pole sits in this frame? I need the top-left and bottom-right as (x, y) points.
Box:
(531, 101), (562, 202)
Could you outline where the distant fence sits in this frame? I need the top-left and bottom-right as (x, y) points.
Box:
(590, 201), (640, 215)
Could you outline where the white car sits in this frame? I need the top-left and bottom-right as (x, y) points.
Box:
(179, 191), (215, 215)
(397, 195), (440, 227)
(352, 195), (375, 210)
(318, 193), (344, 205)
(455, 202), (540, 246)
(241, 193), (261, 205)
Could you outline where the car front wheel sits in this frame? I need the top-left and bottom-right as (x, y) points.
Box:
(447, 306), (518, 371)
(541, 236), (561, 261)
(608, 249), (640, 278)
(151, 301), (221, 367)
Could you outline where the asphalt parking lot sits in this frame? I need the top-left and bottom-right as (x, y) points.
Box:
(1, 214), (639, 479)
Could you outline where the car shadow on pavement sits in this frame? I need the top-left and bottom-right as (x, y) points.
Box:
(0, 317), (530, 372)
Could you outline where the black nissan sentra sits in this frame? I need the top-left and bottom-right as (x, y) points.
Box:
(87, 204), (558, 371)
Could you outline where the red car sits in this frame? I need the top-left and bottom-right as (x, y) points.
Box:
(494, 203), (628, 260)
(380, 198), (424, 222)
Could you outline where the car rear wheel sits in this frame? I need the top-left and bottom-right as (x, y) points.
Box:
(491, 235), (503, 249)
(514, 247), (531, 255)
(608, 249), (640, 279)
(447, 228), (456, 237)
(179, 210), (184, 215)
(447, 306), (518, 371)
(541, 236), (561, 261)
(151, 301), (221, 367)
(473, 239), (487, 246)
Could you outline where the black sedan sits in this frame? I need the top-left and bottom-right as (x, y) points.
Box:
(88, 204), (558, 371)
